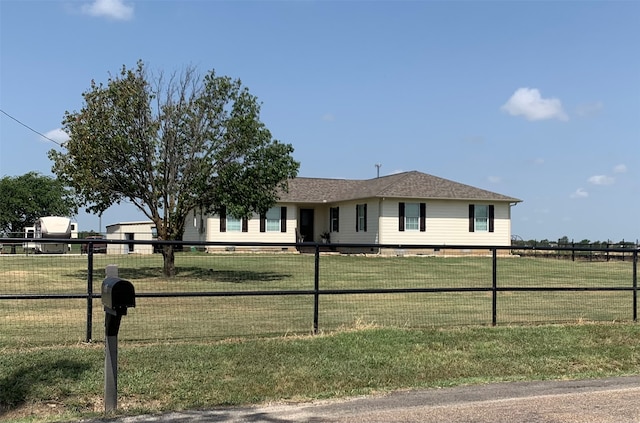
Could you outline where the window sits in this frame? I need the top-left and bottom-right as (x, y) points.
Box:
(226, 216), (242, 232)
(475, 205), (488, 231)
(469, 204), (494, 232)
(330, 207), (339, 232)
(399, 202), (426, 232)
(356, 204), (367, 232)
(405, 203), (419, 231)
(266, 207), (280, 231)
(260, 207), (287, 232)
(219, 206), (248, 232)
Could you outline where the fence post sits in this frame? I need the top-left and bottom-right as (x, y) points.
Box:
(86, 244), (94, 343)
(492, 248), (497, 326)
(633, 249), (637, 322)
(313, 243), (320, 334)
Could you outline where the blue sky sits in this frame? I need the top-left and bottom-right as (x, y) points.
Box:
(1, 0), (638, 242)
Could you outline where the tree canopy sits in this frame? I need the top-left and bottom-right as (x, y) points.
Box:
(49, 61), (299, 276)
(0, 172), (78, 237)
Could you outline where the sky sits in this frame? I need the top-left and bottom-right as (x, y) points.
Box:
(0, 0), (638, 243)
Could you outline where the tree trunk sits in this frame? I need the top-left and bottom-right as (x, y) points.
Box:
(162, 244), (176, 277)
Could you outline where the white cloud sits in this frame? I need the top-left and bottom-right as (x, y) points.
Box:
(588, 175), (614, 185)
(570, 188), (588, 199)
(487, 175), (501, 183)
(82, 0), (134, 21)
(613, 164), (627, 174)
(501, 88), (568, 122)
(575, 101), (603, 117)
(42, 128), (70, 144)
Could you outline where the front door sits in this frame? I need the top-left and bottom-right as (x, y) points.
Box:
(299, 209), (314, 242)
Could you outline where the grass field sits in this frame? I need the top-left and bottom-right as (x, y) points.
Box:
(1, 252), (638, 422)
(1, 324), (639, 422)
(0, 252), (637, 347)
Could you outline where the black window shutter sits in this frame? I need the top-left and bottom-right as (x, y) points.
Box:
(399, 202), (405, 232)
(242, 217), (248, 232)
(329, 208), (333, 231)
(335, 207), (339, 232)
(468, 204), (475, 232)
(364, 204), (367, 232)
(489, 205), (495, 233)
(419, 203), (426, 232)
(220, 206), (227, 232)
(281, 207), (287, 232)
(259, 214), (266, 232)
(329, 208), (334, 231)
(355, 205), (359, 232)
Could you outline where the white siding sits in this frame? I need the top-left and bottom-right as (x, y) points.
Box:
(379, 199), (512, 246)
(328, 200), (378, 244)
(106, 221), (155, 254)
(193, 205), (299, 244)
(181, 197), (514, 250)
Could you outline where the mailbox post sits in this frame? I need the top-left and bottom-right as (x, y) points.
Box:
(101, 266), (135, 413)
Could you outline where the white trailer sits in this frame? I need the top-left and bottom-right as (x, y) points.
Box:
(26, 216), (78, 254)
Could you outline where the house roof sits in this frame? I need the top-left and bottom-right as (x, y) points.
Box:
(105, 220), (154, 228)
(278, 171), (522, 204)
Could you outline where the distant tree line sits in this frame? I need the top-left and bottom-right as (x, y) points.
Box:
(512, 235), (638, 249)
(0, 172), (78, 237)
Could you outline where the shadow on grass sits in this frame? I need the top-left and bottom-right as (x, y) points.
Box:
(0, 358), (92, 417)
(68, 267), (292, 284)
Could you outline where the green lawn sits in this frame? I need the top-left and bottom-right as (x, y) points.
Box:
(1, 324), (639, 422)
(0, 253), (636, 346)
(1, 253), (638, 422)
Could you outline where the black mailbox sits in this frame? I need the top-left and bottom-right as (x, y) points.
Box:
(102, 277), (136, 316)
(101, 273), (136, 412)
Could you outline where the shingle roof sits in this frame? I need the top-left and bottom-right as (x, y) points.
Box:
(278, 171), (521, 204)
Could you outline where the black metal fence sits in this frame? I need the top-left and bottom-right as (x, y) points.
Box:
(0, 238), (637, 347)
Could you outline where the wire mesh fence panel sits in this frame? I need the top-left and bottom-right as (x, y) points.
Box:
(496, 256), (634, 288)
(497, 291), (634, 324)
(116, 295), (317, 343)
(91, 253), (317, 293)
(1, 299), (89, 347)
(1, 240), (637, 347)
(495, 255), (636, 324)
(319, 256), (495, 290)
(317, 292), (494, 331)
(0, 255), (89, 295)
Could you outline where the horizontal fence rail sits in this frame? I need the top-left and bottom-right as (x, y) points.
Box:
(0, 238), (637, 347)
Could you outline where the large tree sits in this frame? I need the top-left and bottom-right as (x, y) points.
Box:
(49, 61), (299, 276)
(0, 172), (78, 237)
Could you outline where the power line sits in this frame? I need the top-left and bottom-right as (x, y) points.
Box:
(0, 108), (64, 146)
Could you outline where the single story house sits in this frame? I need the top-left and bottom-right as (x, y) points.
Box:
(106, 221), (157, 254)
(183, 170), (522, 254)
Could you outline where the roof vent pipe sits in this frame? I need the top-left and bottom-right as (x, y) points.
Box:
(375, 163), (382, 178)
